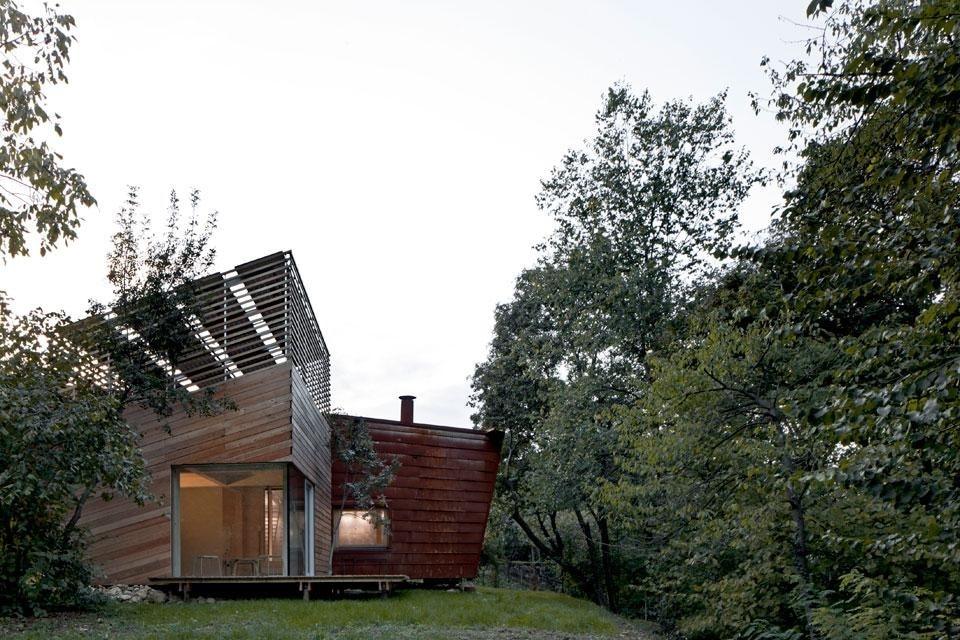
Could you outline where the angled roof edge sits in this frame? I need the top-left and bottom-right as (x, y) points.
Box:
(330, 412), (503, 440)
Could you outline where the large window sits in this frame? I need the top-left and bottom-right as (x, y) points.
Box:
(286, 466), (311, 576)
(333, 509), (389, 548)
(173, 464), (288, 577)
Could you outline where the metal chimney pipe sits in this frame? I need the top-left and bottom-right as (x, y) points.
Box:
(399, 395), (416, 425)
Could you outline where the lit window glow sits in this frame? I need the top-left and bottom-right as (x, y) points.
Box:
(334, 509), (388, 547)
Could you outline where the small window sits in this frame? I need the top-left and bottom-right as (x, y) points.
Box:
(334, 509), (388, 547)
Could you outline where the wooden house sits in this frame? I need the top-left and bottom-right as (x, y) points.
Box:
(78, 252), (501, 587)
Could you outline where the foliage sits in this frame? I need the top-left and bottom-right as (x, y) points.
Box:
(759, 1), (960, 636)
(0, 188), (227, 616)
(0, 0), (94, 258)
(534, 86), (759, 380)
(0, 306), (147, 615)
(475, 3), (960, 639)
(84, 187), (227, 421)
(328, 414), (398, 565)
(472, 84), (762, 612)
(606, 1), (960, 633)
(610, 258), (841, 638)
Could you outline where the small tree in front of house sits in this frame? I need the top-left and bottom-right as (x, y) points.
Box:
(0, 188), (228, 615)
(0, 304), (148, 615)
(328, 415), (399, 569)
(85, 187), (229, 421)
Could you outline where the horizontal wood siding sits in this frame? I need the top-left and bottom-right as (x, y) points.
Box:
(291, 369), (332, 574)
(82, 364), (295, 584)
(331, 418), (501, 580)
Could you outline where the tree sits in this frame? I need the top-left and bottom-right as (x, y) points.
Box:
(328, 415), (398, 569)
(472, 85), (762, 612)
(535, 86), (758, 381)
(0, 0), (94, 258)
(0, 306), (147, 615)
(610, 252), (850, 638)
(84, 187), (225, 420)
(0, 188), (225, 615)
(604, 2), (960, 632)
(754, 1), (960, 635)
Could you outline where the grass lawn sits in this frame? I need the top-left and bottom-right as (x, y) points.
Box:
(0, 587), (658, 639)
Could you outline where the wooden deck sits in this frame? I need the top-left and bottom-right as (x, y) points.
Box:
(150, 574), (409, 600)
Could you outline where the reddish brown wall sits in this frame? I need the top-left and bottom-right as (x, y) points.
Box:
(331, 418), (501, 580)
(82, 364), (297, 584)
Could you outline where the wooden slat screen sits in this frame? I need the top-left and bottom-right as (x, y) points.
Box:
(80, 251), (331, 413)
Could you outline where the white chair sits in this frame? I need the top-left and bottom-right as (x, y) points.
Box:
(258, 555), (282, 576)
(231, 558), (258, 576)
(193, 554), (221, 576)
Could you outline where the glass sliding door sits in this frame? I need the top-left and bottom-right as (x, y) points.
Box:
(172, 463), (287, 577)
(287, 466), (305, 576)
(284, 466), (315, 576)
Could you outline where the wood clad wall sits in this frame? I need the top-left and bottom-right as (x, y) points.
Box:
(82, 364), (295, 584)
(331, 418), (501, 580)
(291, 370), (332, 574)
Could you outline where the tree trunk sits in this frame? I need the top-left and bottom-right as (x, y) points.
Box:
(596, 512), (620, 613)
(511, 509), (597, 601)
(574, 508), (605, 605)
(786, 480), (817, 640)
(776, 422), (817, 640)
(61, 489), (91, 546)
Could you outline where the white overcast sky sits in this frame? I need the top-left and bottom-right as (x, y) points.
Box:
(3, 0), (809, 427)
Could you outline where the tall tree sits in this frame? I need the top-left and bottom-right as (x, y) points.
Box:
(607, 3), (960, 635)
(758, 1), (960, 635)
(0, 0), (94, 258)
(472, 85), (762, 611)
(613, 253), (848, 638)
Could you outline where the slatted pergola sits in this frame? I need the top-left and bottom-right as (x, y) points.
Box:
(185, 251), (330, 412)
(81, 251), (331, 413)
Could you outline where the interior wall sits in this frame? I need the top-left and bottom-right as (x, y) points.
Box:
(179, 483), (272, 575)
(244, 487), (263, 558)
(221, 488), (242, 559)
(180, 487), (224, 574)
